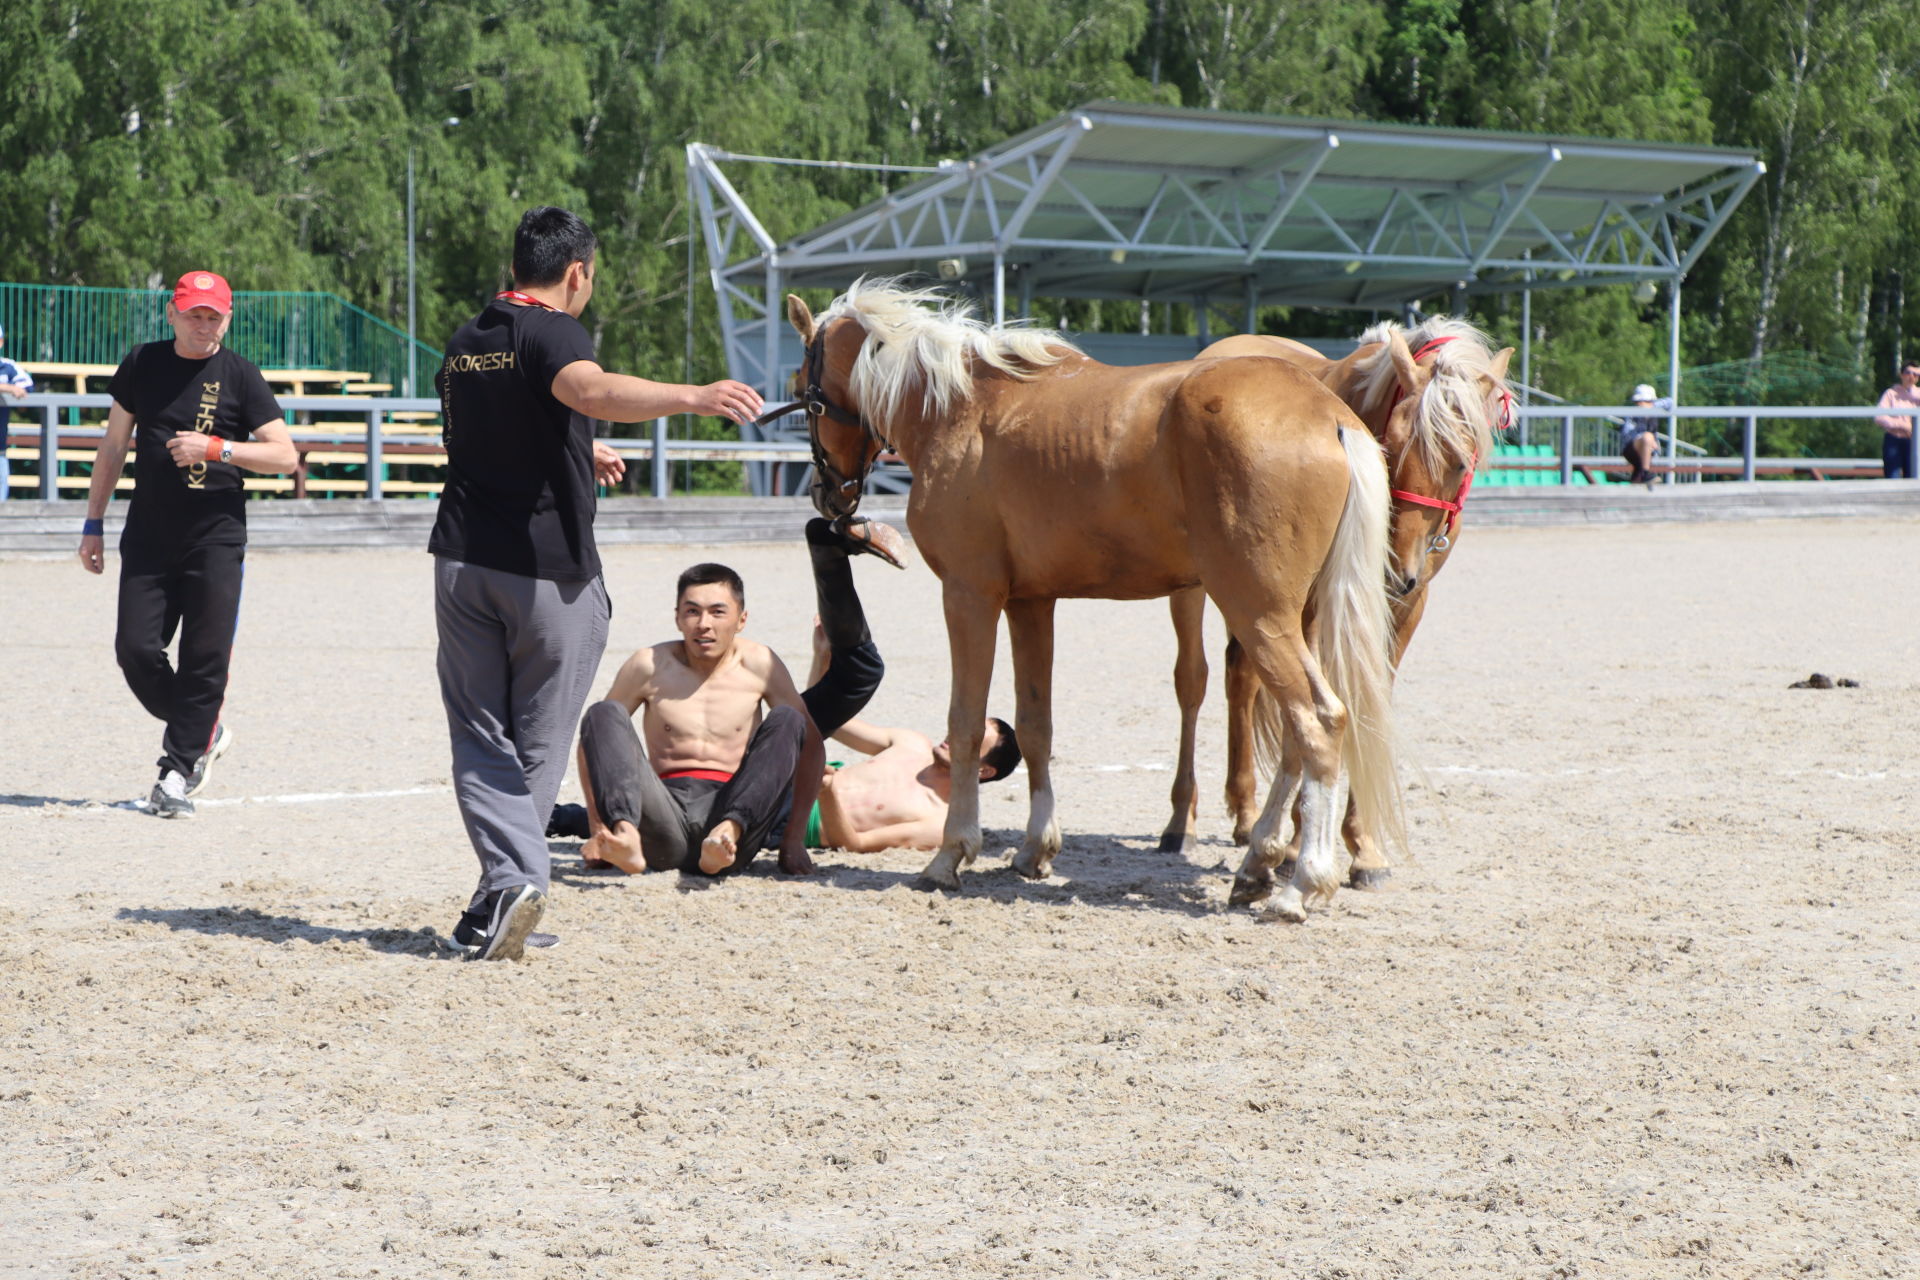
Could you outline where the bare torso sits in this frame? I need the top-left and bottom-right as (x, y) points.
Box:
(816, 730), (948, 851)
(631, 639), (778, 774)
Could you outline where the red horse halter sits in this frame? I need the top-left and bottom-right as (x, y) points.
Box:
(1384, 336), (1511, 551)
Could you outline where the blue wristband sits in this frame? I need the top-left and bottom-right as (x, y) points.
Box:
(82, 518), (104, 537)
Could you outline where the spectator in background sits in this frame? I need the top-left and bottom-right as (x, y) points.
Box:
(1618, 383), (1670, 487)
(1872, 360), (1920, 479)
(77, 272), (299, 818)
(0, 323), (34, 501)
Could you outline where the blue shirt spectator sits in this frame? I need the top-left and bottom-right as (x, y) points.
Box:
(0, 322), (35, 501)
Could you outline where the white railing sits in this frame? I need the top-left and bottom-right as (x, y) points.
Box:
(8, 395), (1919, 500)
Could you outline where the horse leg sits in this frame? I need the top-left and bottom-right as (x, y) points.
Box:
(1222, 635), (1262, 844)
(1159, 587), (1207, 852)
(1229, 632), (1348, 923)
(1344, 794), (1394, 888)
(920, 582), (1001, 891)
(1005, 597), (1063, 879)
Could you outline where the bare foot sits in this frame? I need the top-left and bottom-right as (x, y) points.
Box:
(582, 821), (641, 872)
(779, 844), (815, 876)
(699, 819), (742, 875)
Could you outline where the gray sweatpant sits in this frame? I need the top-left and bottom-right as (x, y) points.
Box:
(434, 556), (610, 913)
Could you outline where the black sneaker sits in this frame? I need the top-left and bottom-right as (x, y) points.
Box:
(441, 912), (560, 958)
(185, 724), (233, 798)
(455, 884), (548, 961)
(147, 769), (195, 819)
(546, 803), (591, 840)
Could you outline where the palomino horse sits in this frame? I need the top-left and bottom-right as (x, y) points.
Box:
(1155, 320), (1512, 903)
(786, 278), (1403, 920)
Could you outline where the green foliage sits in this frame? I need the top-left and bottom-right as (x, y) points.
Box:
(3, 0), (1919, 488)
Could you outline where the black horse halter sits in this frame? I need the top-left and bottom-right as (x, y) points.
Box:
(752, 327), (892, 518)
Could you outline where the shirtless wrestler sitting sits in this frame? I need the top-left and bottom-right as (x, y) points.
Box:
(575, 561), (824, 877)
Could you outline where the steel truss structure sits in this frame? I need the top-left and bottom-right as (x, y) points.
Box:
(690, 100), (1762, 490)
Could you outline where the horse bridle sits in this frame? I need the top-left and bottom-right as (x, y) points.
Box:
(1384, 336), (1514, 554)
(752, 327), (892, 519)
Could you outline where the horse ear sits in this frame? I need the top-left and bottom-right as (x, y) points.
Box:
(786, 294), (816, 343)
(1386, 327), (1429, 400)
(1486, 346), (1515, 385)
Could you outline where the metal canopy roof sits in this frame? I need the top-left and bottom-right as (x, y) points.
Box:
(690, 101), (1761, 400)
(779, 102), (1757, 305)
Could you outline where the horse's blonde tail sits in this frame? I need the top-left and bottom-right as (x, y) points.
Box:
(1249, 427), (1405, 855)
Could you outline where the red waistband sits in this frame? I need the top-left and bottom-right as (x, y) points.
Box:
(659, 768), (734, 783)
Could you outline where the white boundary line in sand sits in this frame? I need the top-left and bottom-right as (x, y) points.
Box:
(7, 760), (1905, 820)
(0, 784), (454, 818)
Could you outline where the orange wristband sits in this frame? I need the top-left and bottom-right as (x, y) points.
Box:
(205, 434), (223, 463)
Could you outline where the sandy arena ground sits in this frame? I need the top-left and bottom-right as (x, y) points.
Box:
(2, 517), (1917, 1278)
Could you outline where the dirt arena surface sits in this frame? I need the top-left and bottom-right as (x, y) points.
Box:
(3, 517), (1917, 1279)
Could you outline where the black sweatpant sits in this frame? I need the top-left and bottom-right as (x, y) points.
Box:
(580, 702), (806, 875)
(116, 541), (245, 776)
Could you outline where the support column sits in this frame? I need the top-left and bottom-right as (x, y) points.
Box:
(992, 253), (1006, 325)
(1243, 276), (1258, 335)
(1667, 276), (1683, 485)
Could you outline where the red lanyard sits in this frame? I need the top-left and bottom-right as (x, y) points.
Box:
(496, 290), (558, 311)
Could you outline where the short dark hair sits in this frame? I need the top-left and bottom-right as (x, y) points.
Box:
(981, 716), (1021, 783)
(512, 206), (597, 287)
(676, 562), (744, 608)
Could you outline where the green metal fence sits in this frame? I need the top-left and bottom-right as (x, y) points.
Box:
(0, 282), (441, 391)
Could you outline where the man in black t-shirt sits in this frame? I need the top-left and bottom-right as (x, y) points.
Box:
(433, 205), (769, 961)
(78, 271), (298, 818)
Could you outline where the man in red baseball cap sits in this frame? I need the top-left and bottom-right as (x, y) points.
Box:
(77, 269), (298, 818)
(172, 271), (233, 316)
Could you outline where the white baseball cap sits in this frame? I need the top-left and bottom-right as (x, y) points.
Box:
(1631, 384), (1657, 402)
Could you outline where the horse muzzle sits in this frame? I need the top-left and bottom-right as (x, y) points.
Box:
(809, 471), (862, 520)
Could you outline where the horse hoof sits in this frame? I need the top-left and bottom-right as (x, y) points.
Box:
(1275, 857), (1297, 883)
(1155, 830), (1193, 854)
(918, 856), (964, 892)
(1230, 823), (1254, 847)
(1349, 866), (1395, 890)
(1263, 887), (1308, 924)
(1010, 850), (1053, 880)
(1228, 873), (1274, 907)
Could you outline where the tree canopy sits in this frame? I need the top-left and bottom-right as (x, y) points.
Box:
(3, 0), (1914, 421)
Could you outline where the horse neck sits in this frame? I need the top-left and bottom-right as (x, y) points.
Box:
(877, 352), (1014, 469)
(1318, 345), (1390, 433)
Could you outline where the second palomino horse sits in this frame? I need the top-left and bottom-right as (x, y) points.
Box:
(787, 278), (1403, 921)
(1157, 320), (1512, 902)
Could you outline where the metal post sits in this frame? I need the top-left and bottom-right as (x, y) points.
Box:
(1559, 415), (1574, 486)
(1195, 295), (1210, 347)
(1667, 277), (1682, 484)
(1520, 261), (1533, 398)
(366, 408), (384, 502)
(1742, 414), (1757, 482)
(992, 253), (1006, 325)
(1018, 267), (1033, 320)
(39, 402), (57, 500)
(1244, 276), (1258, 334)
(406, 146), (416, 399)
(652, 416), (669, 498)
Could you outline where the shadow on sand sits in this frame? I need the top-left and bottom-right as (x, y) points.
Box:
(548, 829), (1238, 919)
(116, 905), (444, 957)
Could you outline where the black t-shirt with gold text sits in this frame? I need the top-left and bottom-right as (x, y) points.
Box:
(429, 301), (601, 582)
(107, 343), (284, 548)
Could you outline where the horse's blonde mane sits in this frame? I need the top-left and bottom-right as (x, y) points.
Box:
(1352, 316), (1504, 473)
(818, 276), (1077, 429)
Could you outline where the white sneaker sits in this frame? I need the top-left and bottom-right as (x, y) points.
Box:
(186, 725), (233, 797)
(147, 769), (195, 819)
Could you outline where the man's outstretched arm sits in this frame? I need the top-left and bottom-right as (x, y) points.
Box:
(828, 716), (899, 757)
